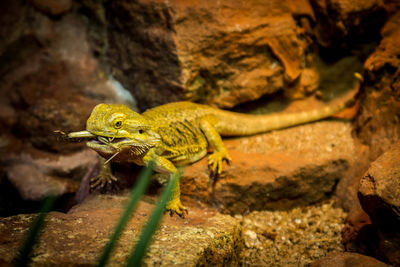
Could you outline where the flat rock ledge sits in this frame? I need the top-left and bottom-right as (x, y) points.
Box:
(0, 194), (242, 266)
(182, 120), (355, 214)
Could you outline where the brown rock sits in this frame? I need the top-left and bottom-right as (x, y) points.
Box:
(310, 252), (389, 267)
(0, 194), (242, 266)
(341, 206), (378, 255)
(181, 113), (355, 214)
(358, 141), (400, 266)
(105, 0), (316, 110)
(30, 0), (71, 16)
(311, 0), (387, 46)
(334, 142), (370, 212)
(354, 12), (400, 161)
(4, 149), (98, 200)
(358, 141), (400, 227)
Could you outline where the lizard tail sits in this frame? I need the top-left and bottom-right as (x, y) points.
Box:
(213, 95), (355, 136)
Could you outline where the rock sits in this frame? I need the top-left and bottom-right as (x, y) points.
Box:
(334, 142), (370, 212)
(0, 194), (243, 266)
(354, 12), (400, 161)
(105, 0), (317, 110)
(30, 0), (71, 16)
(240, 201), (347, 266)
(181, 98), (355, 214)
(358, 141), (400, 229)
(310, 252), (389, 267)
(311, 0), (387, 47)
(341, 206), (378, 256)
(358, 141), (400, 266)
(243, 229), (261, 248)
(4, 149), (98, 200)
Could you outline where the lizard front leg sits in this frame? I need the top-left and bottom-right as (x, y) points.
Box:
(200, 118), (232, 179)
(143, 151), (187, 217)
(90, 156), (118, 188)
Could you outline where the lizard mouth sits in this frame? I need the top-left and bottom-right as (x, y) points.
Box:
(86, 136), (127, 164)
(90, 136), (127, 145)
(67, 131), (127, 145)
(68, 130), (130, 164)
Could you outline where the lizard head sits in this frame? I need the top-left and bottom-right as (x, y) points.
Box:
(74, 103), (160, 160)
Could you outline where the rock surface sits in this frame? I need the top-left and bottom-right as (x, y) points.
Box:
(358, 141), (400, 266)
(240, 201), (347, 266)
(311, 0), (387, 47)
(310, 252), (389, 267)
(341, 206), (377, 256)
(354, 12), (400, 161)
(358, 141), (400, 229)
(4, 149), (98, 201)
(105, 0), (318, 109)
(0, 194), (242, 266)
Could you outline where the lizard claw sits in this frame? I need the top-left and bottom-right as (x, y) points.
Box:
(166, 198), (188, 218)
(207, 151), (232, 179)
(90, 174), (118, 189)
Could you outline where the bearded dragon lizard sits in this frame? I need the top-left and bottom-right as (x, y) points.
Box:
(67, 94), (355, 217)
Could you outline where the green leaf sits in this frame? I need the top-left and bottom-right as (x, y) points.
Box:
(97, 162), (154, 267)
(126, 172), (180, 266)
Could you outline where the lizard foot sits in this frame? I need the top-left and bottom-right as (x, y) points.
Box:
(208, 151), (232, 179)
(166, 198), (188, 218)
(90, 173), (118, 189)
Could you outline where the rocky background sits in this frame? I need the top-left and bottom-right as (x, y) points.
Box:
(0, 0), (399, 266)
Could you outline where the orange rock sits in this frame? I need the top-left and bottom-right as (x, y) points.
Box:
(106, 0), (317, 109)
(0, 194), (242, 265)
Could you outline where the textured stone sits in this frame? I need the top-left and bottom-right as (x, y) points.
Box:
(334, 142), (370, 212)
(0, 194), (242, 266)
(4, 149), (97, 200)
(354, 12), (400, 161)
(341, 206), (377, 255)
(358, 141), (400, 228)
(310, 252), (389, 267)
(240, 201), (347, 266)
(105, 0), (316, 110)
(358, 141), (400, 266)
(311, 0), (387, 46)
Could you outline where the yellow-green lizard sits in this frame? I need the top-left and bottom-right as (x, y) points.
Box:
(68, 96), (354, 217)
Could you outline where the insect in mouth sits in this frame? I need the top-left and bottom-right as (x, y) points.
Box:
(96, 136), (121, 165)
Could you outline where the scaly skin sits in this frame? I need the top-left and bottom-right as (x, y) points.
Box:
(68, 97), (354, 217)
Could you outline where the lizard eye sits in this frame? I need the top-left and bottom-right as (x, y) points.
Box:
(138, 129), (144, 134)
(114, 120), (122, 129)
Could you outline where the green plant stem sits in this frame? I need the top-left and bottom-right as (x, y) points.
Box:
(97, 162), (154, 267)
(16, 195), (57, 267)
(126, 172), (180, 267)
